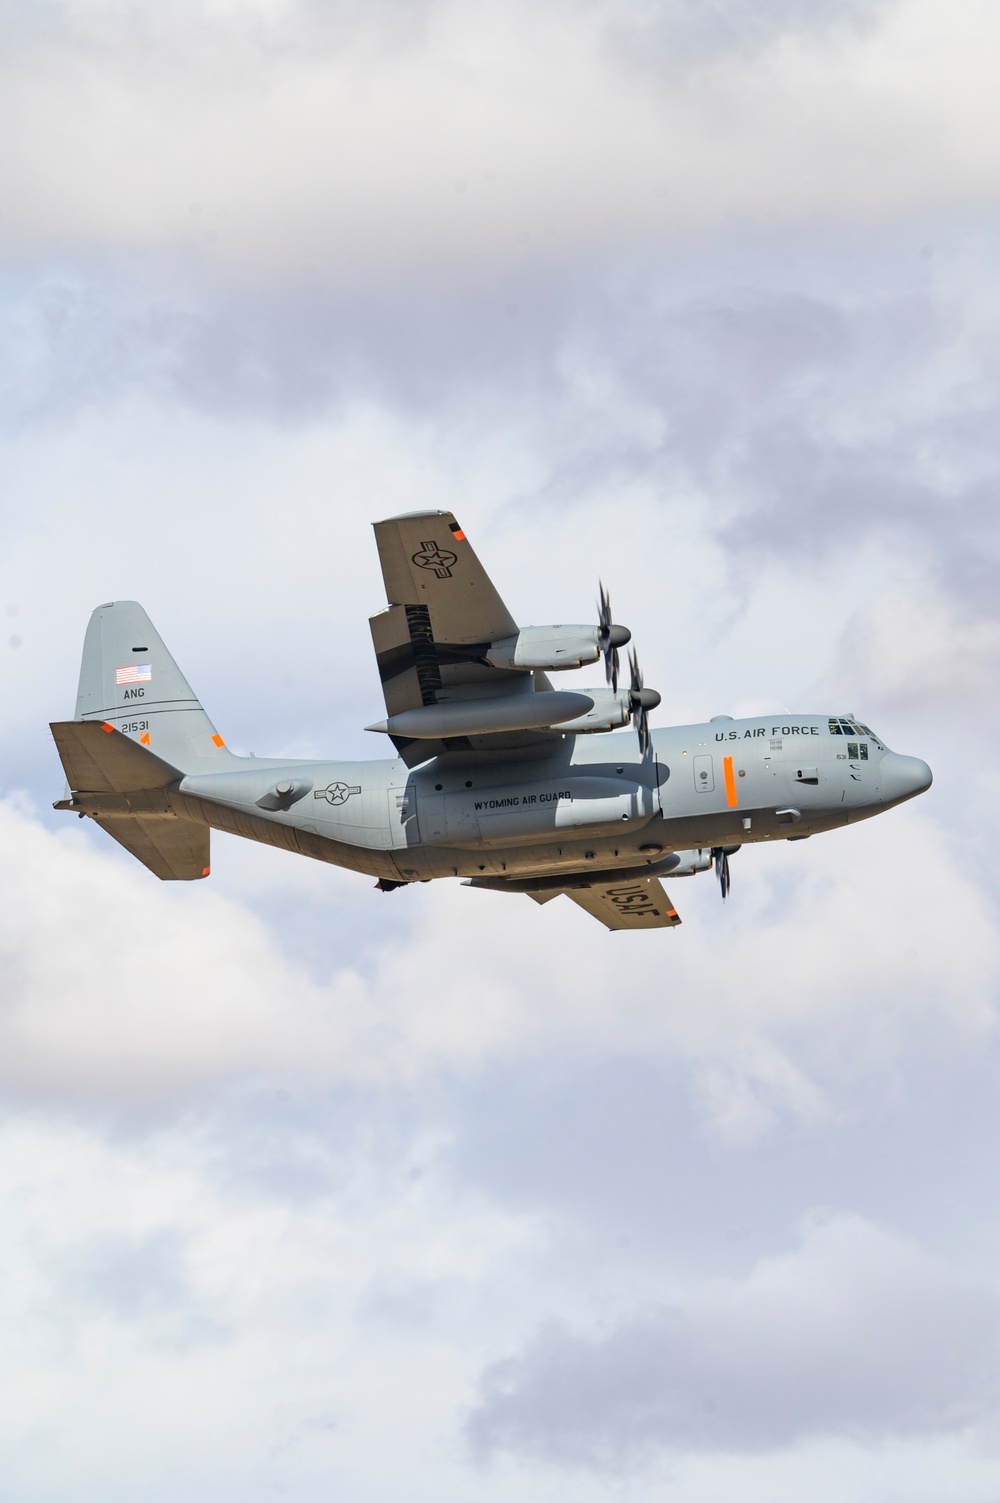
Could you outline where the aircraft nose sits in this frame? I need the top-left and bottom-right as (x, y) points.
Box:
(880, 752), (933, 807)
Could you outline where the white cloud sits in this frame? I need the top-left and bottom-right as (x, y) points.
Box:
(830, 590), (1000, 717)
(1, 4), (999, 1492)
(0, 1108), (545, 1503)
(0, 785), (994, 1138)
(1, 0), (999, 281)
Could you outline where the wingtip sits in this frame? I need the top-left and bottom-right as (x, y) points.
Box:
(374, 509), (450, 524)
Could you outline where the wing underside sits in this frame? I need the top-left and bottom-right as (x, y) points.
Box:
(562, 877), (681, 930)
(373, 512), (518, 645)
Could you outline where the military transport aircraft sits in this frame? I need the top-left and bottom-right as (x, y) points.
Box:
(50, 512), (932, 931)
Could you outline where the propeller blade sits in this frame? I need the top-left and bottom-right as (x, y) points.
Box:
(637, 710), (650, 757)
(628, 648), (655, 757)
(712, 847), (731, 901)
(597, 582), (629, 694)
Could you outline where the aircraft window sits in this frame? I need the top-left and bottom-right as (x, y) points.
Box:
(829, 716), (883, 743)
(859, 744), (869, 760)
(847, 741), (858, 759)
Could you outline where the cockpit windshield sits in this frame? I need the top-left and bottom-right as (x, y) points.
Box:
(828, 717), (884, 749)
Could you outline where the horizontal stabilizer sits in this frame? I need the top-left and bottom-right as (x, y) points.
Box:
(50, 721), (209, 881)
(93, 815), (210, 882)
(51, 720), (182, 793)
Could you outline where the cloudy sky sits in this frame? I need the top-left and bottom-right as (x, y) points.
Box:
(2, 0), (1000, 1496)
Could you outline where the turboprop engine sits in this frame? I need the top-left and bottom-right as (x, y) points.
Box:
(658, 849), (713, 876)
(364, 584), (661, 750)
(484, 622), (630, 672)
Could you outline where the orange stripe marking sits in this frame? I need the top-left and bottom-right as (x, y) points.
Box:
(101, 722), (114, 733)
(722, 755), (739, 808)
(139, 732), (150, 746)
(201, 867), (211, 876)
(451, 528), (466, 541)
(211, 734), (225, 748)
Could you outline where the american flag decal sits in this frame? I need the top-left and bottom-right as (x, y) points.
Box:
(116, 663), (152, 686)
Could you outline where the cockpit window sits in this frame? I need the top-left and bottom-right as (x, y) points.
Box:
(856, 723), (885, 749)
(828, 717), (884, 749)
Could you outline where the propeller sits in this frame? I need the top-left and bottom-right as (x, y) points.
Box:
(711, 847), (731, 901)
(627, 648), (661, 757)
(598, 583), (630, 693)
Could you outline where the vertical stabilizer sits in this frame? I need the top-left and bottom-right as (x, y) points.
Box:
(75, 601), (235, 773)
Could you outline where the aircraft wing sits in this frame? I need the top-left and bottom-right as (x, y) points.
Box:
(563, 876), (681, 931)
(370, 510), (552, 765)
(373, 510), (518, 647)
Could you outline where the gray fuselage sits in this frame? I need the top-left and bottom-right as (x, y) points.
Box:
(172, 714), (932, 885)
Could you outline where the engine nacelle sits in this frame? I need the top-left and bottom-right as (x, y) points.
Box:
(486, 623), (629, 672)
(659, 848), (713, 877)
(548, 687), (632, 733)
(550, 684), (661, 734)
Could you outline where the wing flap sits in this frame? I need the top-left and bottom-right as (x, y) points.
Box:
(565, 877), (681, 931)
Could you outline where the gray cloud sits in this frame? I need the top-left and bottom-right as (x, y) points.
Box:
(0, 0), (996, 283)
(605, 0), (893, 70)
(445, 1045), (1000, 1272)
(55, 1228), (229, 1347)
(468, 1215), (1000, 1466)
(8, 234), (998, 619)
